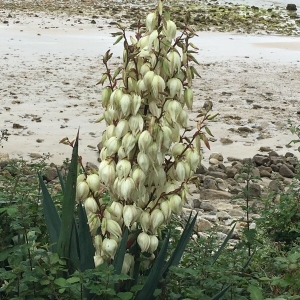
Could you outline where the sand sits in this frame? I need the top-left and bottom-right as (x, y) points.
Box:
(1, 10), (300, 166)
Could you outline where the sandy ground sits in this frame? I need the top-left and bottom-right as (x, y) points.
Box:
(1, 11), (300, 166)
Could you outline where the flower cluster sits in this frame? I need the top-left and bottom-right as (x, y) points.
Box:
(77, 0), (207, 274)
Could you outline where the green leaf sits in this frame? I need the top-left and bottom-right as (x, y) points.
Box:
(117, 292), (134, 300)
(211, 284), (231, 300)
(54, 277), (67, 287)
(247, 285), (263, 300)
(113, 35), (123, 45)
(57, 131), (79, 262)
(162, 212), (197, 277)
(66, 277), (80, 284)
(55, 166), (66, 195)
(212, 223), (236, 265)
(113, 228), (129, 275)
(136, 232), (170, 300)
(78, 204), (95, 271)
(205, 126), (214, 137)
(38, 173), (61, 253)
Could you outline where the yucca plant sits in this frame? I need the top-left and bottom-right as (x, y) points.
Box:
(39, 1), (217, 298)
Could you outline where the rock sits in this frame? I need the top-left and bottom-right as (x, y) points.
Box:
(231, 162), (243, 172)
(193, 199), (201, 209)
(278, 164), (294, 178)
(202, 177), (218, 190)
(238, 126), (253, 133)
(268, 180), (284, 192)
(220, 137), (233, 145)
(248, 183), (261, 198)
(209, 152), (224, 161)
(286, 157), (297, 166)
(216, 211), (231, 220)
(43, 167), (58, 182)
(200, 189), (232, 200)
(258, 166), (272, 177)
(225, 166), (238, 178)
(29, 153), (42, 159)
(270, 164), (279, 172)
(13, 123), (24, 129)
(216, 202), (233, 211)
(269, 150), (279, 157)
(253, 154), (271, 166)
(195, 164), (208, 175)
(209, 158), (219, 165)
(228, 185), (243, 194)
(196, 218), (213, 232)
(286, 4), (297, 11)
(200, 201), (216, 211)
(216, 178), (228, 191)
(208, 171), (228, 180)
(202, 214), (218, 222)
(228, 209), (245, 218)
(227, 157), (243, 163)
(259, 146), (271, 152)
(285, 152), (294, 158)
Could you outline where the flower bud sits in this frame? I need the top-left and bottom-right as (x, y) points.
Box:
(176, 161), (186, 181)
(99, 159), (116, 186)
(137, 79), (147, 93)
(84, 197), (98, 215)
(167, 78), (183, 98)
(132, 167), (146, 188)
(145, 12), (157, 32)
(151, 74), (165, 98)
(137, 152), (150, 173)
(153, 167), (166, 187)
(139, 210), (151, 232)
(161, 126), (172, 150)
(140, 63), (151, 77)
(120, 177), (135, 200)
(123, 205), (137, 228)
(122, 132), (137, 155)
(77, 173), (86, 183)
(110, 88), (123, 109)
(106, 136), (121, 156)
(132, 94), (142, 115)
(150, 209), (165, 233)
(110, 201), (123, 221)
(160, 200), (171, 222)
(76, 181), (89, 202)
(170, 194), (182, 214)
(148, 30), (159, 51)
(102, 238), (118, 259)
(186, 150), (201, 172)
(86, 174), (100, 193)
(163, 20), (177, 40)
(102, 87), (112, 108)
(129, 114), (144, 136)
(116, 159), (131, 179)
(171, 142), (185, 158)
(143, 70), (155, 90)
(122, 253), (134, 274)
(120, 94), (132, 117)
(177, 109), (188, 128)
(116, 120), (129, 139)
(148, 235), (159, 253)
(137, 232), (151, 252)
(94, 255), (104, 267)
(106, 219), (122, 238)
(167, 100), (182, 122)
(168, 51), (181, 75)
(99, 147), (107, 161)
(184, 88), (193, 109)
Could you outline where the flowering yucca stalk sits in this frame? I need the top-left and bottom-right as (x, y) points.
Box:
(77, 0), (217, 274)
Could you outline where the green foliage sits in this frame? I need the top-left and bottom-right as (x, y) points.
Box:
(0, 129), (8, 148)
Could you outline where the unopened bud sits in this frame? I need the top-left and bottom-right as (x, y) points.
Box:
(137, 232), (151, 252)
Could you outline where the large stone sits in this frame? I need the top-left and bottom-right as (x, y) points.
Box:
(216, 211), (231, 220)
(196, 218), (213, 232)
(248, 183), (261, 198)
(200, 189), (232, 200)
(279, 164), (295, 178)
(228, 209), (245, 218)
(226, 166), (238, 178)
(209, 158), (219, 165)
(202, 177), (218, 190)
(195, 164), (208, 175)
(268, 180), (284, 192)
(253, 154), (271, 166)
(208, 171), (228, 180)
(286, 4), (297, 11)
(209, 152), (224, 161)
(200, 201), (216, 211)
(216, 202), (233, 211)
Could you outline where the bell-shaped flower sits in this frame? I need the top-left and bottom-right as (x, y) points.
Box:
(169, 194), (182, 214)
(184, 88), (193, 109)
(137, 232), (151, 252)
(145, 12), (157, 32)
(167, 78), (183, 98)
(140, 63), (151, 77)
(106, 136), (121, 156)
(167, 100), (182, 123)
(116, 120), (129, 139)
(129, 114), (144, 136)
(132, 167), (146, 188)
(132, 94), (142, 115)
(137, 152), (150, 173)
(167, 51), (181, 75)
(84, 197), (98, 215)
(102, 87), (112, 108)
(122, 253), (134, 274)
(186, 149), (201, 172)
(86, 174), (100, 193)
(94, 255), (104, 267)
(171, 142), (185, 158)
(150, 209), (165, 233)
(123, 205), (138, 228)
(151, 74), (165, 98)
(160, 200), (171, 222)
(143, 70), (155, 90)
(139, 210), (151, 232)
(175, 161), (186, 181)
(110, 201), (124, 221)
(148, 235), (159, 253)
(76, 181), (89, 202)
(122, 132), (137, 155)
(120, 177), (135, 200)
(102, 238), (118, 259)
(163, 20), (177, 40)
(120, 94), (132, 117)
(106, 219), (122, 238)
(116, 159), (131, 179)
